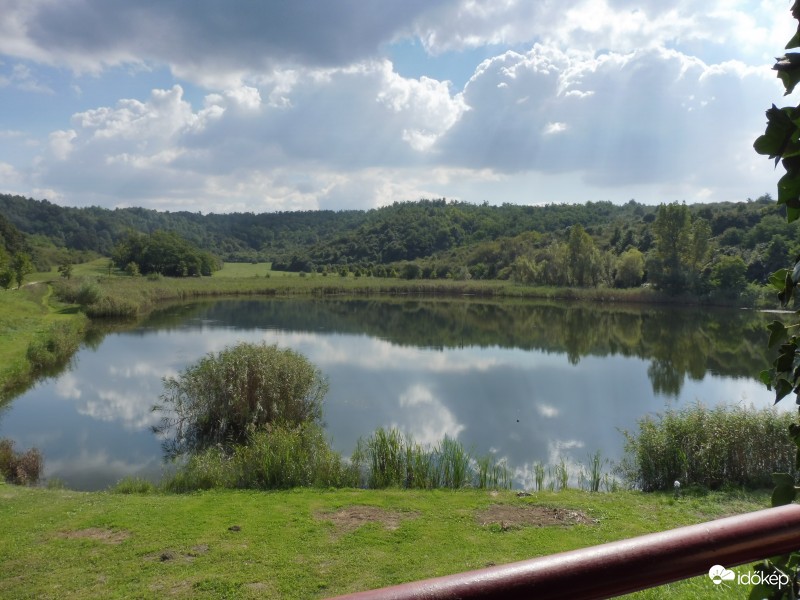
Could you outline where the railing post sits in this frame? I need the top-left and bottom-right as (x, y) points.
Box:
(328, 504), (800, 600)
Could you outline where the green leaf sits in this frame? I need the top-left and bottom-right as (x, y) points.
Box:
(777, 170), (800, 208)
(775, 378), (794, 403)
(774, 53), (800, 95)
(755, 105), (799, 164)
(778, 271), (796, 306)
(788, 27), (800, 50)
(760, 368), (775, 388)
(771, 473), (797, 506)
(775, 342), (798, 372)
(768, 321), (789, 348)
(770, 269), (791, 290)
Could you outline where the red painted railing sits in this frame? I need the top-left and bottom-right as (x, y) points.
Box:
(328, 503), (800, 600)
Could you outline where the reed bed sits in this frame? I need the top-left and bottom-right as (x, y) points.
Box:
(350, 428), (511, 490)
(619, 403), (796, 491)
(524, 455), (616, 493)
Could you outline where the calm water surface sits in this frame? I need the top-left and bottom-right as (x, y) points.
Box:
(0, 298), (780, 489)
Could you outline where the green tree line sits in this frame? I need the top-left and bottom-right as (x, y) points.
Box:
(2, 192), (797, 296)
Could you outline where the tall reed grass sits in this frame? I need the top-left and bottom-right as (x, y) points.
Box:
(619, 403), (796, 491)
(351, 428), (511, 490)
(160, 424), (621, 493)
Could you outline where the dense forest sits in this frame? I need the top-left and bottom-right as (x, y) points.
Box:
(0, 192), (797, 296)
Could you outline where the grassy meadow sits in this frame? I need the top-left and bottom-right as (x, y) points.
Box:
(0, 483), (772, 600)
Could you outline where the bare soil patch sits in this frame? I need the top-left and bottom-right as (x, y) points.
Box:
(145, 544), (209, 564)
(316, 505), (420, 536)
(477, 505), (596, 529)
(59, 527), (130, 544)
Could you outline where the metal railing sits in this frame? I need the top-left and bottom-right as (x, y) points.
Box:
(328, 503), (800, 600)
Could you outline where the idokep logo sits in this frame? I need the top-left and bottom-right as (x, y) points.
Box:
(708, 564), (790, 589)
(708, 565), (735, 585)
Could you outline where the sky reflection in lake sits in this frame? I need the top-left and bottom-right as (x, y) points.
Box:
(0, 299), (778, 490)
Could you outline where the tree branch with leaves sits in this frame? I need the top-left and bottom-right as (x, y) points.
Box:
(752, 2), (800, 597)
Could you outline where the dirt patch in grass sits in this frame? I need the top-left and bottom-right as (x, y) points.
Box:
(145, 544), (210, 564)
(317, 506), (420, 536)
(60, 527), (130, 544)
(149, 579), (194, 597)
(477, 505), (596, 529)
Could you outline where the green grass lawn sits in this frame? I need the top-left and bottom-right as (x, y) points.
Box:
(0, 484), (772, 599)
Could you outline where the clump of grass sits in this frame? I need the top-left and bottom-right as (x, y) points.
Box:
(25, 320), (83, 370)
(82, 294), (140, 318)
(161, 447), (233, 492)
(476, 454), (512, 490)
(584, 450), (609, 492)
(111, 476), (156, 494)
(532, 462), (546, 491)
(436, 436), (471, 489)
(619, 403), (796, 491)
(45, 477), (67, 490)
(353, 428), (408, 489)
(351, 428), (511, 490)
(162, 424), (356, 492)
(0, 438), (43, 485)
(231, 425), (356, 489)
(554, 458), (570, 491)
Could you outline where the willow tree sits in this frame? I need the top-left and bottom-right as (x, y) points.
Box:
(153, 342), (328, 458)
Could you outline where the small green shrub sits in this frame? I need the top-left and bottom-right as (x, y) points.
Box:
(0, 439), (43, 485)
(75, 281), (102, 306)
(26, 321), (83, 370)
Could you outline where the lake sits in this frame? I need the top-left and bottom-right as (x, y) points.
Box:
(0, 297), (781, 490)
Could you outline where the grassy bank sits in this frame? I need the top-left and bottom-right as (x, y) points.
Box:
(0, 483), (771, 599)
(43, 258), (729, 316)
(0, 282), (88, 401)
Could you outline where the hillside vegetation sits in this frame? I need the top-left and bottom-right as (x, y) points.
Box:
(1, 193), (797, 298)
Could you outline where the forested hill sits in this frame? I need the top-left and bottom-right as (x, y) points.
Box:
(0, 193), (363, 263)
(2, 193), (653, 263)
(1, 192), (797, 292)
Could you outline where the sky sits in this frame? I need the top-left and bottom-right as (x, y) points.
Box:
(0, 0), (795, 214)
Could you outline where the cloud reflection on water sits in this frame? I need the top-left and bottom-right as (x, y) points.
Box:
(0, 299), (779, 490)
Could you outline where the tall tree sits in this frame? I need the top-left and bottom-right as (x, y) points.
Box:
(567, 224), (595, 287)
(650, 202), (691, 293)
(11, 253), (33, 289)
(615, 248), (645, 288)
